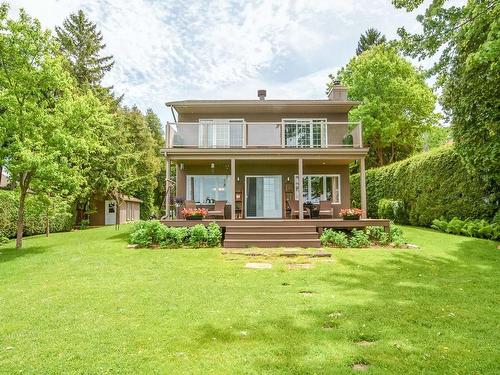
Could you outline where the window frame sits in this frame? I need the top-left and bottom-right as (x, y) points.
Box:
(282, 118), (327, 148)
(186, 175), (232, 204)
(199, 118), (244, 148)
(294, 174), (341, 204)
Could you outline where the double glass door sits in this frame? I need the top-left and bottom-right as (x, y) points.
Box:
(245, 176), (282, 218)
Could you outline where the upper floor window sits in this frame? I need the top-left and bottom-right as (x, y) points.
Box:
(284, 119), (327, 148)
(199, 119), (244, 148)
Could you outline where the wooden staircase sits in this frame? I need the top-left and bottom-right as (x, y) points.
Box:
(223, 222), (321, 248)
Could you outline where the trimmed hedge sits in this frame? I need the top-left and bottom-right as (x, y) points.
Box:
(0, 190), (74, 238)
(351, 146), (498, 226)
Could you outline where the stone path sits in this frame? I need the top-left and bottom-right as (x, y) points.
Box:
(245, 262), (272, 269)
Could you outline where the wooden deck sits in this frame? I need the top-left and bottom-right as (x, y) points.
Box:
(161, 218), (390, 248)
(161, 218), (390, 231)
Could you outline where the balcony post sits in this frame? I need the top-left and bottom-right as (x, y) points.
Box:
(281, 122), (285, 148)
(298, 158), (304, 220)
(231, 158), (236, 220)
(360, 157), (367, 219)
(358, 122), (363, 148)
(165, 157), (171, 219)
(242, 122), (247, 148)
(165, 122), (170, 149)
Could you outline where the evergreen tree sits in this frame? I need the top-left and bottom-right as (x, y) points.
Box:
(356, 28), (387, 55)
(55, 10), (114, 90)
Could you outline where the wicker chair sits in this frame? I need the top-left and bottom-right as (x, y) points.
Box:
(287, 199), (311, 219)
(318, 200), (334, 219)
(207, 200), (226, 219)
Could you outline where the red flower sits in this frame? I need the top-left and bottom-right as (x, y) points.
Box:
(181, 207), (207, 217)
(339, 208), (364, 217)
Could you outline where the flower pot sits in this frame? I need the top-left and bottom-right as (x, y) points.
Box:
(186, 215), (203, 220)
(342, 215), (360, 220)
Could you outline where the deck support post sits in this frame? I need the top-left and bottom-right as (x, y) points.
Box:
(166, 157), (171, 219)
(298, 158), (304, 220)
(231, 158), (236, 220)
(360, 157), (367, 219)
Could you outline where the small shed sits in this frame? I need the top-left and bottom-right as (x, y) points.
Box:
(89, 195), (142, 226)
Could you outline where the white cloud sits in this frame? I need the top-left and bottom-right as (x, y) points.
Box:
(10, 0), (430, 122)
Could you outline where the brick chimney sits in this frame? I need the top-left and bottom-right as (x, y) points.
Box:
(328, 81), (348, 101)
(258, 89), (266, 101)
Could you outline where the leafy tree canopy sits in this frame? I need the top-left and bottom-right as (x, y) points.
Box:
(0, 4), (112, 248)
(356, 28), (387, 55)
(393, 0), (499, 191)
(333, 45), (439, 168)
(55, 9), (114, 93)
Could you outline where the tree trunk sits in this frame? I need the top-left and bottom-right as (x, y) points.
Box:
(16, 186), (28, 249)
(376, 146), (384, 167)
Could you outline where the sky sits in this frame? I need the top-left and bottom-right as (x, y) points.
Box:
(10, 0), (433, 123)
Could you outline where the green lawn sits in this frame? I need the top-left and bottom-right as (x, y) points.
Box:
(0, 226), (498, 374)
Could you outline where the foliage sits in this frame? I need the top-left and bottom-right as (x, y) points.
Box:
(351, 146), (497, 226)
(338, 208), (364, 218)
(394, 0), (500, 203)
(348, 229), (371, 248)
(182, 208), (208, 218)
(207, 222), (222, 247)
(377, 199), (408, 224)
(329, 44), (438, 168)
(320, 229), (349, 247)
(0, 190), (74, 239)
(55, 9), (114, 93)
(422, 125), (451, 151)
(356, 28), (387, 55)
(0, 5), (110, 247)
(389, 223), (406, 246)
(432, 217), (499, 241)
(188, 224), (209, 248)
(365, 226), (389, 245)
(129, 221), (221, 248)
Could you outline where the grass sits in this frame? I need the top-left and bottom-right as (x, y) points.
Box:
(0, 225), (498, 374)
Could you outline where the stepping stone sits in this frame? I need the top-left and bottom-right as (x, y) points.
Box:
(356, 340), (375, 346)
(352, 363), (370, 371)
(126, 244), (139, 249)
(288, 263), (313, 269)
(406, 243), (419, 249)
(245, 262), (272, 269)
(312, 251), (331, 257)
(280, 250), (309, 257)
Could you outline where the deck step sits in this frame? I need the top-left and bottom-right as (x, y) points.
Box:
(225, 232), (320, 240)
(225, 225), (317, 233)
(223, 239), (321, 248)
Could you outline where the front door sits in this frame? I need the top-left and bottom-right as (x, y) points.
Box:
(105, 200), (117, 225)
(245, 176), (282, 218)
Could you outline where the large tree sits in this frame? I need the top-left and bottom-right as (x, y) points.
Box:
(55, 9), (114, 92)
(0, 5), (110, 248)
(356, 28), (387, 55)
(394, 0), (499, 196)
(331, 45), (438, 167)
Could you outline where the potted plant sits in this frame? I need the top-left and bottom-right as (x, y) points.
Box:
(182, 207), (207, 220)
(339, 208), (364, 220)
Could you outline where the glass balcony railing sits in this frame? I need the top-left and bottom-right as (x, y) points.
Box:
(166, 121), (363, 149)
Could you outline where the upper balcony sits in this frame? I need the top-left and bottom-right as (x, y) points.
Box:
(165, 120), (363, 149)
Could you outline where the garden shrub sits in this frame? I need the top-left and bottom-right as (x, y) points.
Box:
(348, 229), (371, 248)
(431, 217), (499, 240)
(365, 226), (389, 245)
(129, 221), (222, 248)
(351, 146), (498, 226)
(389, 223), (405, 247)
(188, 224), (208, 247)
(377, 199), (408, 224)
(320, 229), (349, 247)
(0, 190), (74, 238)
(207, 222), (222, 247)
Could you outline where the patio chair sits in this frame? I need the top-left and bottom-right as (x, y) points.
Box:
(318, 200), (334, 219)
(287, 199), (311, 219)
(207, 200), (226, 219)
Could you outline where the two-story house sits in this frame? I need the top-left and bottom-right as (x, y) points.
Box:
(162, 84), (386, 247)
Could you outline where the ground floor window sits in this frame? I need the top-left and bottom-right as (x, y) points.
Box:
(294, 175), (340, 204)
(186, 175), (232, 204)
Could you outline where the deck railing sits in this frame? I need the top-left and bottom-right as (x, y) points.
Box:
(166, 121), (363, 149)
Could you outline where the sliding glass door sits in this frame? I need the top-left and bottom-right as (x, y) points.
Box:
(245, 176), (282, 218)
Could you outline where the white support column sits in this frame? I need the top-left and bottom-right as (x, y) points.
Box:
(360, 157), (367, 219)
(231, 158), (236, 220)
(298, 158), (304, 220)
(166, 157), (171, 219)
